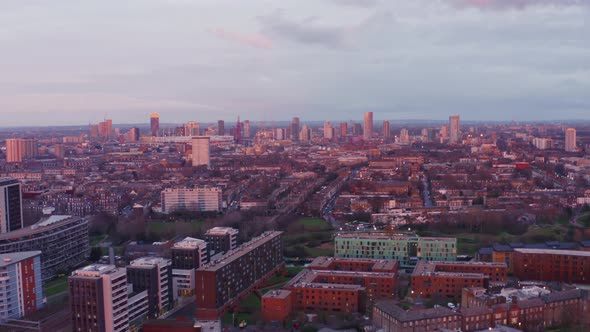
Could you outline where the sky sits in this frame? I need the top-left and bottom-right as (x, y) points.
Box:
(1, 0), (589, 126)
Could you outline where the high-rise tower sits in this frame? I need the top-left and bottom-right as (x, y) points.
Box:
(382, 120), (391, 139)
(565, 128), (577, 152)
(150, 113), (160, 137)
(364, 112), (373, 141)
(0, 177), (23, 234)
(217, 120), (225, 136)
(449, 115), (460, 144)
(191, 137), (210, 168)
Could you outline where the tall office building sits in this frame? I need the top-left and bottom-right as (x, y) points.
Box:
(127, 257), (173, 318)
(183, 121), (200, 136)
(150, 113), (160, 137)
(235, 117), (242, 143)
(0, 251), (43, 321)
(98, 119), (113, 138)
(291, 117), (300, 141)
(217, 120), (225, 136)
(364, 112), (373, 141)
(69, 265), (131, 332)
(275, 128), (285, 140)
(243, 120), (251, 138)
(353, 123), (363, 136)
(449, 114), (460, 144)
(5, 138), (38, 163)
(0, 177), (23, 234)
(565, 128), (577, 152)
(125, 127), (140, 142)
(340, 122), (348, 137)
(382, 120), (391, 139)
(191, 136), (210, 167)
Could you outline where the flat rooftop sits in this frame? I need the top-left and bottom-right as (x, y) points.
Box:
(262, 289), (292, 299)
(0, 251), (42, 267)
(336, 232), (456, 242)
(514, 248), (590, 256)
(172, 237), (207, 249)
(197, 231), (281, 272)
(309, 256), (398, 271)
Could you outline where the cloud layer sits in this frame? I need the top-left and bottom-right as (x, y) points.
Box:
(0, 0), (589, 125)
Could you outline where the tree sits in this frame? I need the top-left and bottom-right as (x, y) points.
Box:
(89, 247), (103, 262)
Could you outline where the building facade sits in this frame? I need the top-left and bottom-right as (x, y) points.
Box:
(0, 251), (43, 321)
(334, 233), (457, 268)
(0, 177), (23, 234)
(161, 187), (222, 213)
(565, 127), (577, 152)
(512, 248), (590, 284)
(5, 138), (38, 163)
(364, 112), (373, 141)
(0, 215), (89, 280)
(204, 227), (238, 255)
(449, 114), (460, 144)
(150, 113), (160, 137)
(195, 231), (283, 319)
(191, 136), (210, 167)
(127, 257), (173, 318)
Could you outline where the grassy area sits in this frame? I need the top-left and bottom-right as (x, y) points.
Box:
(240, 293), (261, 309)
(286, 266), (305, 277)
(297, 217), (332, 231)
(304, 246), (334, 257)
(90, 234), (107, 246)
(44, 275), (69, 297)
(146, 221), (203, 235)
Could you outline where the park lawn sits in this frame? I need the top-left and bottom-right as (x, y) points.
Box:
(304, 246), (333, 257)
(240, 293), (261, 309)
(297, 217), (332, 231)
(90, 234), (107, 246)
(44, 275), (69, 297)
(286, 266), (305, 276)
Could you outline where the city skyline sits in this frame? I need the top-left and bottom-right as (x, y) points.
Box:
(1, 1), (589, 126)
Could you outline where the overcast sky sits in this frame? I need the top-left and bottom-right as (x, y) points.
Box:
(1, 0), (589, 126)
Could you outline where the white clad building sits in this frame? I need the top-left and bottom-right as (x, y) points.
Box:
(161, 187), (222, 213)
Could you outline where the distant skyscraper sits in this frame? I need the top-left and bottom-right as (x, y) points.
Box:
(243, 120), (251, 138)
(184, 121), (200, 136)
(235, 117), (242, 143)
(89, 124), (99, 138)
(340, 122), (348, 137)
(53, 143), (65, 160)
(217, 120), (225, 136)
(400, 128), (410, 145)
(5, 138), (37, 163)
(291, 117), (300, 141)
(299, 124), (312, 142)
(275, 128), (285, 140)
(364, 112), (373, 141)
(565, 128), (577, 152)
(353, 123), (363, 136)
(324, 121), (333, 140)
(191, 136), (210, 167)
(382, 120), (391, 139)
(150, 113), (160, 137)
(0, 177), (23, 235)
(449, 115), (460, 144)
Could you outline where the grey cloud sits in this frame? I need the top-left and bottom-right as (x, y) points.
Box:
(328, 0), (379, 7)
(259, 10), (393, 48)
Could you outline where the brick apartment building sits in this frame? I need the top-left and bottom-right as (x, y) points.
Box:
(264, 257), (398, 319)
(512, 248), (590, 284)
(411, 261), (507, 301)
(195, 231), (283, 320)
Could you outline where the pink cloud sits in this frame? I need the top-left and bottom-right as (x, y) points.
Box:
(210, 27), (273, 49)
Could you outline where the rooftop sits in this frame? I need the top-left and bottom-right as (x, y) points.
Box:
(129, 256), (170, 267)
(514, 248), (590, 256)
(205, 227), (238, 236)
(197, 231), (281, 272)
(375, 300), (459, 322)
(72, 264), (122, 277)
(172, 237), (207, 249)
(262, 289), (292, 299)
(336, 232), (456, 242)
(0, 251), (42, 267)
(309, 256), (398, 271)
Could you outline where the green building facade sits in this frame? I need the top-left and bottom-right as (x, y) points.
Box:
(334, 233), (457, 268)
